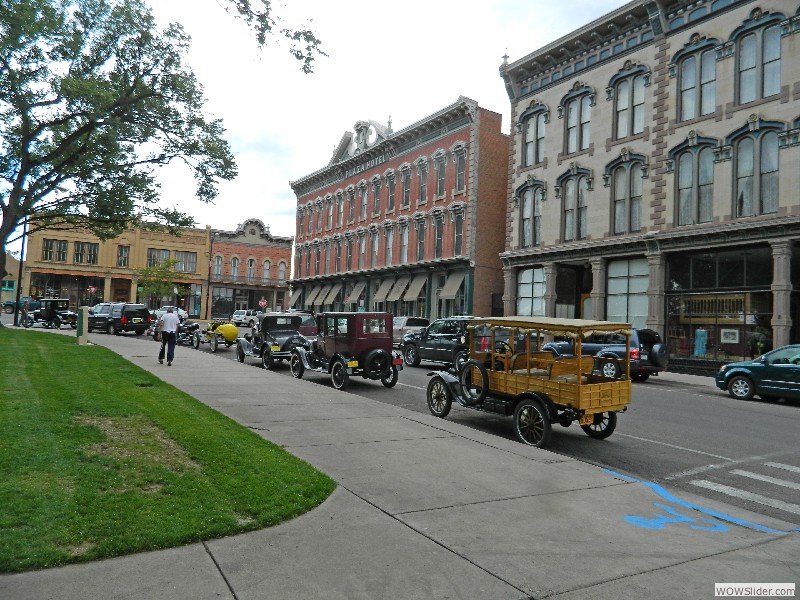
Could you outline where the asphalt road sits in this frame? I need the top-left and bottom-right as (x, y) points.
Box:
(9, 314), (799, 531)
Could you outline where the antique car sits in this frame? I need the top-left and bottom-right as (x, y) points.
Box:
(192, 319), (239, 352)
(236, 313), (310, 369)
(22, 298), (77, 329)
(425, 316), (633, 448)
(289, 312), (403, 390)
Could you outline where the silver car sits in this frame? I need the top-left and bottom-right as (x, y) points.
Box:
(392, 316), (430, 347)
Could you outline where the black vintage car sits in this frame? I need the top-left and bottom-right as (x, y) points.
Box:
(23, 298), (77, 329)
(236, 313), (310, 370)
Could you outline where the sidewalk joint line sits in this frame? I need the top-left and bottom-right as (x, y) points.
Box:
(203, 541), (239, 600)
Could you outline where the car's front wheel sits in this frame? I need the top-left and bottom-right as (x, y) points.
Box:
(513, 399), (552, 447)
(403, 344), (421, 367)
(108, 323), (117, 336)
(381, 366), (399, 388)
(290, 353), (304, 379)
(192, 332), (200, 349)
(331, 360), (349, 390)
(459, 359), (488, 405)
(600, 359), (621, 378)
(3, 305), (13, 314)
(261, 350), (274, 370)
(728, 375), (755, 401)
(210, 335), (218, 353)
(580, 412), (617, 439)
(453, 349), (468, 371)
(426, 376), (452, 418)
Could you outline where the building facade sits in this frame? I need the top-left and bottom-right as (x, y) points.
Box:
(21, 218), (291, 319)
(500, 0), (800, 373)
(289, 97), (509, 321)
(1, 252), (20, 306)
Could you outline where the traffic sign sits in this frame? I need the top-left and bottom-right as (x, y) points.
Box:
(259, 297), (267, 308)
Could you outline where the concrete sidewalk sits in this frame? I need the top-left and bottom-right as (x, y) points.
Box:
(1, 330), (797, 600)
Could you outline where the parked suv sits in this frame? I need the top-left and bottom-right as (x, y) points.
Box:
(289, 312), (403, 390)
(402, 316), (476, 368)
(231, 309), (261, 328)
(543, 328), (668, 381)
(105, 303), (153, 335)
(392, 316), (430, 347)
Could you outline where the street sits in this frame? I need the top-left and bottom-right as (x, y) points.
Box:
(8, 314), (800, 532)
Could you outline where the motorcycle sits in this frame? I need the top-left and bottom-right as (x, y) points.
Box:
(147, 320), (199, 346)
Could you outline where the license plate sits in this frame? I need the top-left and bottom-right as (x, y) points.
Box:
(641, 354), (648, 360)
(347, 360), (359, 368)
(133, 318), (142, 323)
(271, 345), (280, 352)
(578, 415), (594, 426)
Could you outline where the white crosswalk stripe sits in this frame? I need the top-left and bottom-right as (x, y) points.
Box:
(690, 480), (800, 515)
(729, 469), (800, 490)
(765, 462), (800, 474)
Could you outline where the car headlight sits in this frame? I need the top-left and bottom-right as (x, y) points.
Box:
(718, 364), (728, 372)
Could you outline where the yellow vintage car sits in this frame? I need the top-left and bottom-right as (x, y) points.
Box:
(426, 316), (633, 448)
(192, 319), (239, 353)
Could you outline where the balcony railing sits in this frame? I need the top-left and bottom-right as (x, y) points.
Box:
(210, 273), (287, 287)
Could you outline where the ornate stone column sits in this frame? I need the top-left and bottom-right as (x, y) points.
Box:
(543, 262), (557, 317)
(770, 240), (793, 348)
(646, 251), (665, 335)
(501, 258), (516, 316)
(589, 258), (606, 321)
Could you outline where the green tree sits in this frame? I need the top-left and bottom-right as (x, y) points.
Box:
(136, 259), (188, 306)
(0, 0), (240, 285)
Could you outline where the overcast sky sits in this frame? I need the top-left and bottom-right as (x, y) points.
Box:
(5, 0), (628, 255)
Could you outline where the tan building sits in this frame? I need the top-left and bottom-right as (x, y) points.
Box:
(21, 218), (292, 319)
(289, 97), (510, 320)
(1, 252), (20, 306)
(500, 0), (800, 373)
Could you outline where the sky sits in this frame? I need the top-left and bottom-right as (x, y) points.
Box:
(5, 0), (629, 255)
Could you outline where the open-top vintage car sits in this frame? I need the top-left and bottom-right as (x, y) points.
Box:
(22, 298), (77, 329)
(192, 319), (239, 352)
(236, 313), (310, 369)
(289, 312), (403, 390)
(426, 316), (633, 448)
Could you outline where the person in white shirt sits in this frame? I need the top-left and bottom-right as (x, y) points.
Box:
(158, 307), (181, 366)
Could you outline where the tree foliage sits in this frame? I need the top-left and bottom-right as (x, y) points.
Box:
(136, 258), (188, 305)
(0, 0), (239, 281)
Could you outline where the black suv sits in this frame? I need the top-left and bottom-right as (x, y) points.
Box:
(543, 328), (668, 381)
(99, 303), (153, 336)
(402, 316), (476, 368)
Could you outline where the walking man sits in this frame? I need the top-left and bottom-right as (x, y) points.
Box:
(158, 307), (180, 366)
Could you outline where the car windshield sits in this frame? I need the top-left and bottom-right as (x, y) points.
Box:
(264, 316), (301, 330)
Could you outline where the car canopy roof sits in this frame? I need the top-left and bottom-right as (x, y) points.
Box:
(469, 316), (632, 339)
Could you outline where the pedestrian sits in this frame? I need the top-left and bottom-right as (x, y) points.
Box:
(19, 300), (29, 327)
(158, 306), (181, 366)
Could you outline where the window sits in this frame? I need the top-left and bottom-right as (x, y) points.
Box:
(519, 185), (543, 248)
(347, 188), (356, 222)
(735, 130), (779, 217)
(231, 257), (239, 279)
(117, 245), (129, 267)
(607, 259), (649, 329)
(278, 262), (286, 281)
(678, 48), (716, 121)
(214, 255), (222, 278)
(612, 163), (643, 234)
(400, 223), (409, 263)
(73, 242), (98, 264)
(434, 216), (443, 258)
(455, 151), (466, 192)
(87, 243), (98, 265)
(316, 201), (323, 231)
(358, 235), (366, 270)
(402, 169), (411, 208)
(147, 248), (169, 267)
(521, 109), (546, 166)
(337, 192), (344, 227)
(74, 242), (85, 264)
(263, 261), (271, 282)
(416, 220), (426, 261)
(614, 74), (646, 139)
(298, 210), (304, 236)
(453, 212), (463, 256)
(55, 240), (68, 262)
(372, 180), (381, 214)
(385, 227), (393, 266)
(307, 205), (314, 234)
(675, 146), (714, 225)
(296, 249), (302, 278)
(434, 154), (446, 197)
(314, 246), (320, 275)
(176, 251), (197, 273)
(327, 197), (333, 229)
(387, 174), (396, 211)
(516, 267), (545, 316)
(360, 185), (368, 219)
(323, 243), (330, 274)
(42, 239), (54, 261)
(737, 23), (781, 105)
(335, 240), (342, 273)
(305, 248), (311, 275)
(563, 176), (588, 241)
(417, 160), (428, 204)
(563, 91), (592, 153)
(346, 238), (353, 271)
(371, 230), (379, 267)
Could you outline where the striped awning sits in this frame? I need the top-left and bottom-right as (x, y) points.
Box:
(323, 283), (342, 305)
(385, 276), (410, 302)
(344, 281), (367, 305)
(287, 288), (303, 308)
(304, 286), (321, 308)
(372, 278), (395, 303)
(438, 272), (466, 300)
(313, 285), (331, 307)
(402, 274), (428, 301)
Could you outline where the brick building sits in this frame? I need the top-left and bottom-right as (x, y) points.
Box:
(289, 96), (509, 321)
(500, 0), (800, 373)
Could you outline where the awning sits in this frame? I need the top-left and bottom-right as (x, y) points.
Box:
(344, 281), (367, 305)
(372, 278), (395, 303)
(313, 285), (331, 308)
(304, 286), (321, 307)
(438, 272), (466, 300)
(385, 276), (410, 302)
(323, 283), (342, 305)
(402, 274), (428, 301)
(287, 288), (303, 308)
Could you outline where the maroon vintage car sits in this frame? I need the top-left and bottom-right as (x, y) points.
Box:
(289, 312), (403, 390)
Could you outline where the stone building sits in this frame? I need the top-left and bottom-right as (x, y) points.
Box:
(500, 0), (800, 373)
(289, 96), (509, 321)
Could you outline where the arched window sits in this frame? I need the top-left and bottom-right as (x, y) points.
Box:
(518, 184), (544, 248)
(733, 13), (782, 105)
(563, 176), (588, 241)
(231, 257), (239, 279)
(247, 258), (256, 281)
(262, 261), (271, 283)
(278, 262), (286, 281)
(213, 255), (222, 278)
(675, 146), (715, 225)
(612, 164), (643, 234)
(565, 94), (591, 153)
(519, 105), (547, 167)
(677, 46), (716, 121)
(614, 74), (647, 138)
(734, 129), (779, 217)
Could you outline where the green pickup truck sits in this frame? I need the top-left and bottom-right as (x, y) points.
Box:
(2, 296), (42, 313)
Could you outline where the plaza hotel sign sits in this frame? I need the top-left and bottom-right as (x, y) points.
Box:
(343, 152), (391, 179)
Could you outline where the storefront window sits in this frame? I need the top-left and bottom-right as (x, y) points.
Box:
(606, 258), (648, 328)
(517, 267), (545, 316)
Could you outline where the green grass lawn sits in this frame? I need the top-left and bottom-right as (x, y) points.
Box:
(0, 328), (336, 573)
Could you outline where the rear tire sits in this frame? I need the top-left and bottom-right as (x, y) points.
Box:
(210, 335), (218, 353)
(237, 343), (246, 363)
(581, 412), (617, 439)
(108, 323), (118, 336)
(261, 349), (274, 370)
(600, 359), (621, 378)
(192, 332), (200, 349)
(381, 366), (399, 388)
(403, 344), (421, 367)
(650, 343), (668, 368)
(513, 399), (552, 447)
(331, 360), (349, 390)
(290, 353), (304, 379)
(459, 359), (488, 405)
(631, 373), (650, 382)
(426, 376), (452, 418)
